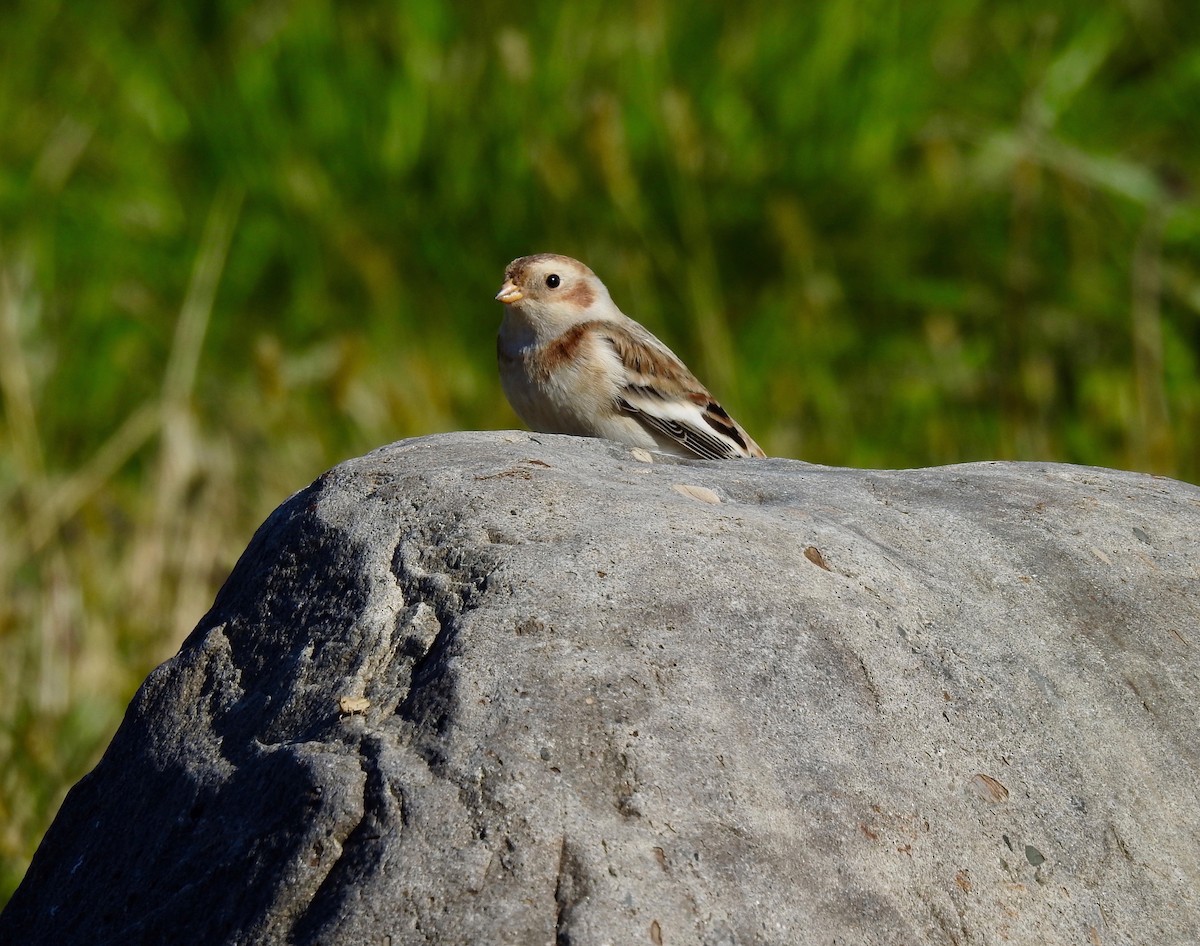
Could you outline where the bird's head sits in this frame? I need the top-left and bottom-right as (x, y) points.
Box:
(495, 254), (612, 330)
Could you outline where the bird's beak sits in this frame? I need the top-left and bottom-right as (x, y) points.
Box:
(495, 280), (524, 304)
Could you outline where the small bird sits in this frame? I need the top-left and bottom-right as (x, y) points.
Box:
(495, 254), (765, 459)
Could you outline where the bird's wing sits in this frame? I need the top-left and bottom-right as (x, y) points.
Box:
(597, 320), (765, 460)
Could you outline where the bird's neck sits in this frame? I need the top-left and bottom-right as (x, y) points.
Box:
(499, 306), (566, 353)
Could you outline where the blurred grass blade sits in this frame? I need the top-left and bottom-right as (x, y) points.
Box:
(163, 184), (245, 414)
(25, 403), (161, 554)
(139, 183), (244, 624)
(0, 258), (47, 483)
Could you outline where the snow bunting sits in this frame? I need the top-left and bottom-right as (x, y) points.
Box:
(495, 254), (765, 459)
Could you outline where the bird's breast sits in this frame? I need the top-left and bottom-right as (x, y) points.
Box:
(497, 326), (625, 437)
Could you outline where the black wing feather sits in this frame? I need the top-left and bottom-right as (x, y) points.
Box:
(615, 397), (740, 459)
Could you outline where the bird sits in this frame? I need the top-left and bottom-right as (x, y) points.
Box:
(494, 253), (765, 459)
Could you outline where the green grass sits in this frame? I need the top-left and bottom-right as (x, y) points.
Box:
(2, 0), (1198, 906)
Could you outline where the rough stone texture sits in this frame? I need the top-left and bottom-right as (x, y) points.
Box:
(2, 431), (1199, 945)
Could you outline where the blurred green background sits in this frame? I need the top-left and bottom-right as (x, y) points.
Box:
(2, 0), (1198, 905)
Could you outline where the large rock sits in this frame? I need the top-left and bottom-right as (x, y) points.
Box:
(2, 431), (1198, 945)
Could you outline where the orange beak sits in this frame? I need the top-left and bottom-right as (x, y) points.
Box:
(495, 280), (524, 304)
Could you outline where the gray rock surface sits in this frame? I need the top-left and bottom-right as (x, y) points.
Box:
(2, 431), (1199, 945)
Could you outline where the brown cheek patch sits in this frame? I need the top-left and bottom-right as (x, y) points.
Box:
(561, 281), (595, 309)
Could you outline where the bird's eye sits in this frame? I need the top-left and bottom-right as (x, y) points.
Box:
(545, 274), (561, 289)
